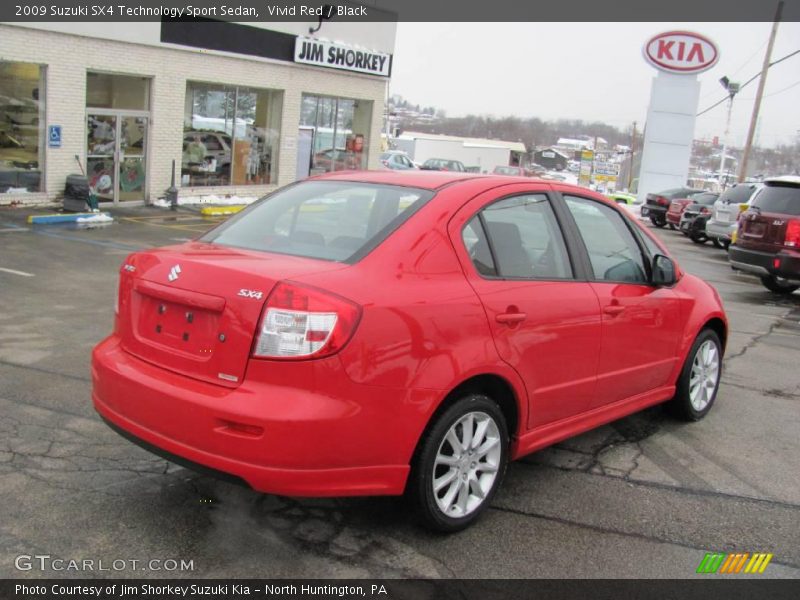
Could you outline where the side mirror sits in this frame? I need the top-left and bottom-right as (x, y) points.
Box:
(652, 254), (676, 286)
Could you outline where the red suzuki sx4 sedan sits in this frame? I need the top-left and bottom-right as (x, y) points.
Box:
(92, 171), (727, 531)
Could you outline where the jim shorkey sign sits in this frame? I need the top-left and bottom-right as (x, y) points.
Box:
(637, 31), (719, 202)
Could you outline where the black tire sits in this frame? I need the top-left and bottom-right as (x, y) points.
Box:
(760, 276), (799, 295)
(711, 238), (724, 249)
(667, 329), (722, 421)
(690, 233), (708, 244)
(409, 394), (509, 532)
(650, 216), (666, 228)
(721, 240), (730, 250)
(667, 223), (676, 230)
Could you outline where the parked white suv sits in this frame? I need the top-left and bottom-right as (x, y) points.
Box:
(706, 183), (762, 249)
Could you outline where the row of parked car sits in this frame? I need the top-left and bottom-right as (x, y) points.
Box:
(640, 177), (800, 295)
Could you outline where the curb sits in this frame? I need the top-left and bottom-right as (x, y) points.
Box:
(199, 205), (246, 216)
(27, 212), (113, 224)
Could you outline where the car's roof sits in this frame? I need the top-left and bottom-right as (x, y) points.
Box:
(764, 175), (800, 186)
(309, 169), (596, 194)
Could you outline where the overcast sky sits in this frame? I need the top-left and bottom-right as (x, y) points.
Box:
(390, 22), (800, 148)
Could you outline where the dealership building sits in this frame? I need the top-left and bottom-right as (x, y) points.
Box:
(0, 19), (395, 205)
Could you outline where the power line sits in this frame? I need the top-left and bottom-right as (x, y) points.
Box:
(737, 78), (800, 101)
(696, 48), (800, 117)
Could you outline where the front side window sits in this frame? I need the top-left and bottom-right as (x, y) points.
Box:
(565, 195), (648, 284)
(470, 194), (572, 279)
(0, 61), (44, 193)
(203, 181), (432, 262)
(183, 82), (282, 187)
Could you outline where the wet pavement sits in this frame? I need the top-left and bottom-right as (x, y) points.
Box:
(1, 204), (798, 578)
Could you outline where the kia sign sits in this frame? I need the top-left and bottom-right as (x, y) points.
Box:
(643, 31), (719, 74)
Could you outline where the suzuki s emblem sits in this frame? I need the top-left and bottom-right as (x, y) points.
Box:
(168, 264), (181, 282)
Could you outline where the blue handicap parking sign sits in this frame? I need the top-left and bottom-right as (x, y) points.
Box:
(48, 125), (62, 148)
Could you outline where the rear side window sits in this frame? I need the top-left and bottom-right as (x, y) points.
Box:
(719, 184), (758, 204)
(202, 181), (434, 262)
(752, 184), (800, 215)
(469, 194), (572, 280)
(565, 195), (648, 284)
(462, 216), (497, 276)
(694, 193), (719, 205)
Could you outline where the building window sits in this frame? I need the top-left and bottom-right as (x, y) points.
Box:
(0, 61), (44, 193)
(183, 82), (282, 187)
(86, 72), (150, 111)
(299, 94), (372, 175)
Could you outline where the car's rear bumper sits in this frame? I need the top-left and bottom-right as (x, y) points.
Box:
(92, 335), (423, 496)
(706, 220), (736, 241)
(666, 212), (682, 226)
(729, 245), (800, 282)
(641, 205), (667, 219)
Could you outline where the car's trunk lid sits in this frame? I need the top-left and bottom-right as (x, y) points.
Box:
(117, 242), (346, 388)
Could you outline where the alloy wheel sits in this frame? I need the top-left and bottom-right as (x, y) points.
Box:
(432, 411), (501, 518)
(689, 339), (720, 411)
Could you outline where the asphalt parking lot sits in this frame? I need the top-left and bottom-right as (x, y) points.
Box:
(1, 204), (798, 579)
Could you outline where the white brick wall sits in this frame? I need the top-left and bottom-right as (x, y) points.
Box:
(0, 24), (388, 206)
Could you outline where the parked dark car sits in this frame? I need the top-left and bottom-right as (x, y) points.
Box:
(678, 192), (720, 244)
(729, 176), (800, 294)
(642, 187), (704, 228)
(421, 158), (466, 172)
(706, 183), (763, 249)
(493, 166), (527, 176)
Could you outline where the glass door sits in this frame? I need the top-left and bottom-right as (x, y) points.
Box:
(86, 114), (117, 202)
(86, 112), (148, 203)
(119, 116), (147, 202)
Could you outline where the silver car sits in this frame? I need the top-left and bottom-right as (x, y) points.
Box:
(706, 183), (763, 249)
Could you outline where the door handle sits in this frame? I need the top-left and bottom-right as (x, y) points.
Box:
(496, 311), (527, 325)
(603, 304), (626, 316)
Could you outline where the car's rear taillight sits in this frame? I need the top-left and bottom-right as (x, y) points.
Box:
(700, 206), (711, 215)
(657, 196), (670, 206)
(785, 219), (800, 248)
(252, 281), (361, 360)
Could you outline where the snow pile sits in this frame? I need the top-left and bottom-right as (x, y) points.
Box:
(5, 187), (30, 194)
(152, 194), (259, 208)
(76, 214), (114, 223)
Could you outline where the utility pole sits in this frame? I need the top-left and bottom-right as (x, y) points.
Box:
(628, 121), (636, 190)
(739, 0), (783, 182)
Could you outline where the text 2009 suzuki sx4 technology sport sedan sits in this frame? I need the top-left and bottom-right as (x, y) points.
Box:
(92, 171), (727, 531)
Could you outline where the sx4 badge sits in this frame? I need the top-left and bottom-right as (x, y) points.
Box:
(238, 289), (263, 300)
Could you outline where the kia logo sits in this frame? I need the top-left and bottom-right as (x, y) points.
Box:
(644, 31), (718, 74)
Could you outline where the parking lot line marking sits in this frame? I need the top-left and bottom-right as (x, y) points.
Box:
(0, 266), (34, 277)
(119, 217), (221, 231)
(0, 227), (30, 233)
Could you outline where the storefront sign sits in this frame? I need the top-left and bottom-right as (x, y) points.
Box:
(592, 160), (620, 183)
(579, 149), (593, 187)
(48, 125), (62, 148)
(294, 37), (391, 77)
(643, 31), (718, 74)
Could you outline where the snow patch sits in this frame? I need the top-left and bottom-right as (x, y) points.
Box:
(76, 214), (114, 223)
(152, 194), (259, 208)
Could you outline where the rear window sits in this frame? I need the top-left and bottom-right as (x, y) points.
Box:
(201, 181), (434, 262)
(752, 184), (800, 216)
(694, 193), (719, 205)
(719, 184), (758, 204)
